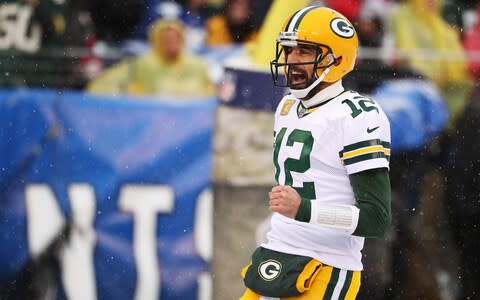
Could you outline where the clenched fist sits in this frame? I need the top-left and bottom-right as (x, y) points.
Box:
(268, 185), (301, 218)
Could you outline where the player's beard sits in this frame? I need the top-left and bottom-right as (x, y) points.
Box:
(287, 65), (313, 90)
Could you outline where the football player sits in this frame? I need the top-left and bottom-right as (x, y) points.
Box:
(240, 6), (392, 300)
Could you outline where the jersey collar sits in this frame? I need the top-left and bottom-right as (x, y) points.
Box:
(300, 80), (345, 108)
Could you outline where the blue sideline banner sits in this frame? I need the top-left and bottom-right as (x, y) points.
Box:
(0, 89), (216, 300)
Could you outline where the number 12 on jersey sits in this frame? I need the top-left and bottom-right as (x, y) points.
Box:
(273, 128), (316, 199)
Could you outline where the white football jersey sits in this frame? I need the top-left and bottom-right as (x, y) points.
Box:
(262, 82), (391, 271)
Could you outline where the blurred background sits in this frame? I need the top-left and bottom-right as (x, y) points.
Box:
(1, 0), (479, 299)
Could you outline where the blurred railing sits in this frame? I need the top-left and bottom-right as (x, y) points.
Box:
(359, 46), (480, 61)
(0, 45), (126, 89)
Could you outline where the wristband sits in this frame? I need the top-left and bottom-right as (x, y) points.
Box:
(310, 201), (359, 233)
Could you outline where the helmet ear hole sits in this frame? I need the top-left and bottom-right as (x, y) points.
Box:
(334, 56), (342, 66)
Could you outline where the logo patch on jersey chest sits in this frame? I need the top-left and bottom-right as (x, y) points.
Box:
(297, 105), (317, 118)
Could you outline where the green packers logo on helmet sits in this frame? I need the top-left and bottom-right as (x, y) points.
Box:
(258, 259), (282, 281)
(330, 17), (355, 38)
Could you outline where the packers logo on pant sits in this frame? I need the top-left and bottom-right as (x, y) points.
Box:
(258, 260), (282, 281)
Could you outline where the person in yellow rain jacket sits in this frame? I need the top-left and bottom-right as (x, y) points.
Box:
(87, 18), (215, 98)
(388, 0), (472, 126)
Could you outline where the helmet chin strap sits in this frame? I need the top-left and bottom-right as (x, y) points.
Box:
(290, 67), (331, 99)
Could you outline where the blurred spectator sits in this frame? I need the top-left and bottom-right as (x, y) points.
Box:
(355, 3), (384, 48)
(134, 0), (222, 51)
(205, 0), (257, 46)
(344, 0), (419, 94)
(442, 0), (480, 34)
(129, 0), (176, 41)
(310, 0), (370, 21)
(87, 19), (215, 98)
(66, 1), (105, 88)
(127, 0), (221, 51)
(462, 4), (480, 79)
(325, 0), (363, 21)
(249, 0), (273, 29)
(388, 0), (472, 128)
(445, 81), (480, 300)
(446, 5), (480, 299)
(176, 0), (219, 24)
(174, 0), (222, 50)
(0, 0), (89, 88)
(0, 0), (115, 89)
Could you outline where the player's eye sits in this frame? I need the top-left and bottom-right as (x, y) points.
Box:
(283, 46), (293, 55)
(298, 45), (317, 55)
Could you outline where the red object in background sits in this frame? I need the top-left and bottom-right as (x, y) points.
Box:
(325, 0), (363, 21)
(77, 11), (103, 81)
(463, 7), (480, 80)
(78, 41), (103, 81)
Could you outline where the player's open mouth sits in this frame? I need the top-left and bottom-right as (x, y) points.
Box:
(290, 70), (308, 88)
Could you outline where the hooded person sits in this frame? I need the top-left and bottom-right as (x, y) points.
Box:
(87, 19), (215, 98)
(388, 0), (472, 127)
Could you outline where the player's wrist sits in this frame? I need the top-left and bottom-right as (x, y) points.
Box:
(294, 198), (311, 222)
